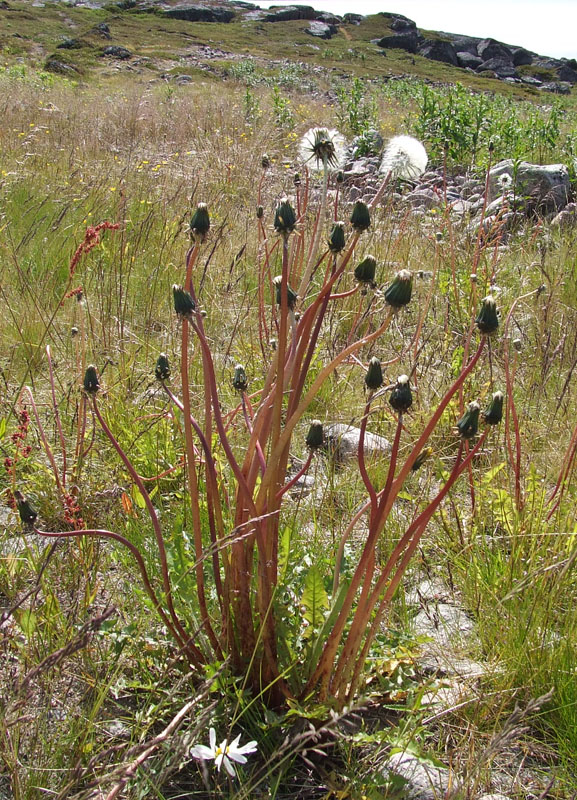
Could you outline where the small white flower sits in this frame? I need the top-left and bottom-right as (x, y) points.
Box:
(379, 134), (428, 180)
(190, 727), (257, 777)
(298, 127), (346, 172)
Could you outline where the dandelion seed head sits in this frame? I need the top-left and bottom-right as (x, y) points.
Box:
(298, 127), (346, 172)
(379, 135), (428, 180)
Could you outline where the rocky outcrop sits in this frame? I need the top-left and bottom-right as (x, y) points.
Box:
(375, 31), (422, 53)
(264, 5), (317, 21)
(164, 3), (236, 22)
(418, 38), (458, 66)
(305, 20), (336, 39)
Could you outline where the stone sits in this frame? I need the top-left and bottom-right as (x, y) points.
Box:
(511, 47), (533, 66)
(488, 159), (571, 213)
(383, 752), (459, 800)
(264, 5), (316, 21)
(478, 58), (518, 77)
(478, 38), (513, 63)
(343, 12), (363, 24)
(390, 15), (416, 31)
(557, 65), (577, 83)
(539, 81), (572, 94)
(413, 602), (475, 649)
(375, 31), (421, 53)
(406, 188), (442, 209)
(419, 39), (458, 66)
(102, 45), (132, 59)
(44, 59), (80, 74)
(457, 51), (482, 69)
(305, 21), (336, 39)
(57, 37), (84, 49)
(551, 203), (577, 229)
(521, 75), (543, 86)
(323, 422), (391, 464)
(450, 35), (481, 56)
(164, 4), (236, 22)
(90, 21), (111, 38)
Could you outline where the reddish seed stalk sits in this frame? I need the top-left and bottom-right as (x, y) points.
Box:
(45, 346), (67, 487)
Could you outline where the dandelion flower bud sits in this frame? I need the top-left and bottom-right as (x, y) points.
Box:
(256, 205), (264, 219)
(350, 200), (371, 232)
(261, 153), (270, 170)
(190, 202), (210, 241)
(83, 365), (100, 395)
(14, 490), (37, 525)
(232, 364), (248, 392)
(173, 284), (195, 319)
(273, 275), (298, 310)
(274, 197), (297, 235)
(476, 295), (499, 335)
(389, 374), (412, 412)
(513, 338), (522, 352)
(365, 356), (383, 392)
(155, 353), (170, 381)
(384, 269), (413, 309)
(456, 401), (480, 439)
(411, 446), (432, 472)
(335, 170), (344, 184)
(328, 221), (346, 254)
(293, 172), (301, 186)
(483, 391), (504, 425)
(354, 254), (377, 286)
(71, 326), (79, 337)
(306, 419), (324, 450)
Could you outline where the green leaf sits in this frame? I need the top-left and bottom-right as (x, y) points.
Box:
(306, 578), (350, 674)
(278, 526), (291, 583)
(132, 485), (146, 509)
(0, 417), (6, 440)
(300, 566), (329, 637)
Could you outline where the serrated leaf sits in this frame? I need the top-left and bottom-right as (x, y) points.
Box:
(300, 566), (328, 637)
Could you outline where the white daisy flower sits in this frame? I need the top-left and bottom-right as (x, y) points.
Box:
(298, 127), (346, 171)
(379, 135), (428, 180)
(190, 727), (258, 777)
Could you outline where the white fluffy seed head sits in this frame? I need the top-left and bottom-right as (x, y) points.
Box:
(380, 135), (428, 180)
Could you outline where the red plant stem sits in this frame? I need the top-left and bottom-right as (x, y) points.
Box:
(275, 450), (314, 501)
(241, 393), (266, 474)
(304, 337), (486, 698)
(329, 287), (358, 301)
(138, 459), (185, 482)
(23, 387), (64, 497)
(46, 346), (67, 487)
(91, 396), (192, 652)
(34, 527), (204, 665)
(343, 432), (488, 700)
(357, 398), (379, 517)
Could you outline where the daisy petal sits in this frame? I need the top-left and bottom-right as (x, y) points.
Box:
(190, 745), (215, 760)
(223, 756), (237, 777)
(209, 728), (216, 750)
(228, 753), (247, 765)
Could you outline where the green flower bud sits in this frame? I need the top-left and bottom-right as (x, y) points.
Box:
(350, 200), (371, 232)
(384, 269), (413, 308)
(335, 170), (344, 184)
(83, 365), (100, 395)
(411, 446), (432, 472)
(456, 401), (480, 439)
(256, 205), (264, 219)
(14, 491), (37, 525)
(306, 419), (324, 450)
(232, 364), (248, 392)
(273, 275), (298, 310)
(389, 374), (412, 412)
(190, 202), (210, 241)
(155, 353), (170, 381)
(328, 221), (346, 254)
(476, 295), (499, 335)
(274, 197), (297, 235)
(365, 356), (383, 391)
(483, 391), (504, 425)
(173, 284), (195, 319)
(293, 172), (301, 186)
(354, 254), (377, 286)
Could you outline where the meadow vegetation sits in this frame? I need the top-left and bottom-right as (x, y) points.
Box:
(1, 28), (577, 800)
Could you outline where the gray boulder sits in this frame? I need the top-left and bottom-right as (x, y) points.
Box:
(390, 14), (416, 31)
(488, 159), (571, 214)
(343, 12), (363, 24)
(264, 5), (316, 21)
(539, 81), (572, 94)
(478, 58), (518, 77)
(511, 46), (533, 66)
(102, 45), (132, 59)
(457, 51), (482, 69)
(164, 4), (235, 22)
(375, 31), (421, 53)
(551, 203), (577, 229)
(478, 37), (513, 63)
(450, 35), (481, 56)
(520, 74), (542, 86)
(324, 423), (390, 464)
(557, 64), (577, 83)
(418, 39), (458, 66)
(383, 752), (459, 800)
(306, 21), (336, 39)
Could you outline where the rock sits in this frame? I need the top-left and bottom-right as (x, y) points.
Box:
(479, 795), (515, 800)
(450, 35), (481, 56)
(90, 21), (111, 38)
(375, 31), (421, 53)
(164, 4), (236, 22)
(383, 752), (459, 800)
(306, 21), (336, 39)
(390, 15), (416, 31)
(488, 159), (571, 213)
(264, 5), (316, 21)
(343, 159), (371, 178)
(511, 46), (533, 66)
(557, 64), (577, 83)
(406, 188), (442, 209)
(413, 602), (475, 649)
(102, 45), (132, 59)
(343, 12), (363, 24)
(521, 75), (543, 86)
(405, 578), (451, 606)
(44, 59), (79, 74)
(347, 185), (362, 202)
(551, 203), (577, 229)
(315, 12), (341, 25)
(539, 81), (572, 94)
(57, 37), (84, 49)
(478, 38), (513, 63)
(324, 423), (391, 464)
(457, 51), (482, 69)
(418, 39), (458, 66)
(478, 58), (518, 77)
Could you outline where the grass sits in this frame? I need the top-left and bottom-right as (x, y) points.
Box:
(1, 11), (577, 799)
